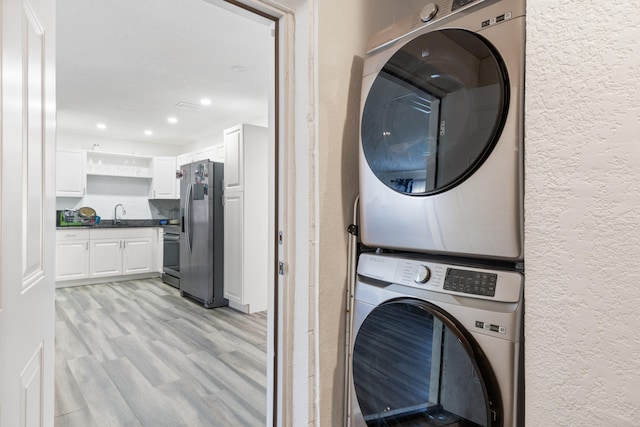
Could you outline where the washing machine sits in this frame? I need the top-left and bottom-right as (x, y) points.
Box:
(359, 0), (525, 260)
(348, 253), (523, 426)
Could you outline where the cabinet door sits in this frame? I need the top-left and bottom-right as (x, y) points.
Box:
(90, 239), (122, 277)
(122, 238), (153, 274)
(152, 157), (177, 199)
(56, 150), (85, 197)
(223, 193), (243, 303)
(176, 154), (192, 198)
(224, 126), (243, 191)
(213, 144), (225, 162)
(56, 240), (89, 281)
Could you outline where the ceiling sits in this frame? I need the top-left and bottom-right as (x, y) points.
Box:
(57, 0), (273, 146)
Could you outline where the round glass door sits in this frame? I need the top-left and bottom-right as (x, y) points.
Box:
(352, 299), (501, 426)
(361, 29), (509, 195)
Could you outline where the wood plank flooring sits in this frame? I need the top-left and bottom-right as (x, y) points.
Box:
(54, 278), (267, 427)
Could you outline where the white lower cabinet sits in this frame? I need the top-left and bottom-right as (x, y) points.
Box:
(122, 237), (153, 274)
(90, 239), (123, 277)
(56, 229), (90, 281)
(57, 227), (157, 283)
(90, 228), (154, 278)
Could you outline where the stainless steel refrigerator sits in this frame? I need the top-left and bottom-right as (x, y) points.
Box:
(179, 160), (227, 308)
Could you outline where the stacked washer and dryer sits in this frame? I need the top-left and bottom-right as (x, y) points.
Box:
(349, 0), (525, 426)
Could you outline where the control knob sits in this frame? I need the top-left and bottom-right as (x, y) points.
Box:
(413, 265), (431, 284)
(420, 3), (439, 23)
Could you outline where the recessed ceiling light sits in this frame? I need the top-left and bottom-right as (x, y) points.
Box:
(97, 123), (106, 130)
(200, 98), (211, 106)
(144, 130), (153, 136)
(167, 117), (178, 124)
(231, 65), (245, 72)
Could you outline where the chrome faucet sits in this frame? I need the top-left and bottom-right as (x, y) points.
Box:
(113, 203), (126, 224)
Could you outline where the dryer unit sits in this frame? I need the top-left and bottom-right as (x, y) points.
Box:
(349, 253), (524, 426)
(359, 0), (525, 260)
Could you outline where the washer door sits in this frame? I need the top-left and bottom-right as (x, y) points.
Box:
(352, 299), (502, 426)
(361, 29), (509, 195)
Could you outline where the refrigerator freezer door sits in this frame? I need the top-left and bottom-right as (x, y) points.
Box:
(179, 161), (227, 308)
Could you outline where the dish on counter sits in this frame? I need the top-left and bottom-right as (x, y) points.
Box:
(78, 206), (96, 218)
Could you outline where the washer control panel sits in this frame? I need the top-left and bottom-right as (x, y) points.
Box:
(357, 253), (522, 303)
(451, 0), (477, 12)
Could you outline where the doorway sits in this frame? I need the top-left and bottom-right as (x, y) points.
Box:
(54, 0), (281, 424)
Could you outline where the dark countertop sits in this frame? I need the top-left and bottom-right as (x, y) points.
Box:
(56, 219), (176, 230)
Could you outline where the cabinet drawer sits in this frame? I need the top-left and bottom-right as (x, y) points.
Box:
(56, 229), (90, 241)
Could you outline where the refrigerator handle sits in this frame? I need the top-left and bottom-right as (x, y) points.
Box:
(221, 179), (225, 206)
(185, 183), (193, 254)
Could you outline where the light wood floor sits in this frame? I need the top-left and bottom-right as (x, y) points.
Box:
(54, 278), (267, 427)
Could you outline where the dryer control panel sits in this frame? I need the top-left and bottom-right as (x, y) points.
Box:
(357, 253), (522, 303)
(443, 268), (497, 297)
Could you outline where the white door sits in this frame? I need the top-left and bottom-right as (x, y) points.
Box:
(0, 0), (56, 425)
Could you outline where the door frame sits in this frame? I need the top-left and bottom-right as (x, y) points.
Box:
(203, 1), (296, 425)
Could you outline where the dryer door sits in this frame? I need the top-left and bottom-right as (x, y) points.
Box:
(361, 29), (509, 196)
(352, 299), (502, 426)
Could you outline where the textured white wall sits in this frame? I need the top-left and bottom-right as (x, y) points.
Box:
(525, 1), (640, 425)
(315, 0), (433, 425)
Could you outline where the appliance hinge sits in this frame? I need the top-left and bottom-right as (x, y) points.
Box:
(278, 261), (285, 276)
(278, 230), (283, 245)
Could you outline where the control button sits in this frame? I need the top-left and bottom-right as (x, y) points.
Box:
(420, 3), (439, 23)
(413, 265), (431, 284)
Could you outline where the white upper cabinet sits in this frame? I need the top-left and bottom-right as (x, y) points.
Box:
(55, 150), (183, 200)
(214, 145), (225, 162)
(151, 156), (177, 199)
(176, 153), (193, 169)
(224, 126), (243, 191)
(56, 150), (86, 197)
